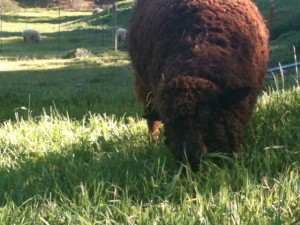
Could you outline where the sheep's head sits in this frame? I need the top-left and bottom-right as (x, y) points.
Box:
(147, 76), (251, 170)
(36, 37), (42, 43)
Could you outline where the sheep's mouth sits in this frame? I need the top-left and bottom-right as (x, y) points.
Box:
(172, 138), (207, 158)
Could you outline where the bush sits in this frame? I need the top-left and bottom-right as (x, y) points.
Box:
(0, 0), (21, 13)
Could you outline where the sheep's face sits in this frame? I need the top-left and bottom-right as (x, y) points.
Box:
(163, 108), (230, 170)
(36, 37), (42, 43)
(153, 77), (251, 170)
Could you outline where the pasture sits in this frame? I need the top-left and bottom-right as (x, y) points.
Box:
(0, 1), (299, 224)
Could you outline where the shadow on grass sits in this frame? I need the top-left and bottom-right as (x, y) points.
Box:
(0, 137), (175, 206)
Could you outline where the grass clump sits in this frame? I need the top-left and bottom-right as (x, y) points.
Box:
(62, 48), (93, 59)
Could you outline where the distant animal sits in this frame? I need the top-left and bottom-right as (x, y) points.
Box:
(128, 0), (270, 170)
(92, 7), (103, 15)
(47, 3), (57, 9)
(116, 28), (128, 44)
(22, 29), (42, 43)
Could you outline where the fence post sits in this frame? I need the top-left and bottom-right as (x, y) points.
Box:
(0, 9), (2, 53)
(112, 2), (118, 51)
(57, 0), (61, 51)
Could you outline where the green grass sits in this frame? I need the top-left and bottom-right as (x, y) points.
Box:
(0, 1), (300, 224)
(0, 52), (137, 122)
(0, 89), (299, 224)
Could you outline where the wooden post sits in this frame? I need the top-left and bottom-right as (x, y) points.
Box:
(0, 9), (2, 53)
(112, 2), (118, 51)
(58, 0), (61, 51)
(268, 0), (275, 33)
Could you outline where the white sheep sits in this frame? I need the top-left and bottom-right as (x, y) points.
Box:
(116, 28), (128, 44)
(22, 29), (42, 43)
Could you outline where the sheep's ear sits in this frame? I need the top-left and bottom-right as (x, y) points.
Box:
(221, 87), (251, 107)
(143, 111), (161, 121)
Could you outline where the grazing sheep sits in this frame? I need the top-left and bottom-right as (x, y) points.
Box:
(116, 28), (128, 44)
(22, 29), (42, 43)
(128, 0), (270, 170)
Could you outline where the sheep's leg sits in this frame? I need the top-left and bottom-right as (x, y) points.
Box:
(143, 103), (161, 140)
(143, 102), (161, 140)
(134, 75), (161, 140)
(143, 98), (161, 141)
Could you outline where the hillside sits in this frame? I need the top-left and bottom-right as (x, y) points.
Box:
(255, 0), (300, 67)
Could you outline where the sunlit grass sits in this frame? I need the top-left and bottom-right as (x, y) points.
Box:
(0, 51), (130, 71)
(0, 58), (71, 71)
(0, 85), (299, 224)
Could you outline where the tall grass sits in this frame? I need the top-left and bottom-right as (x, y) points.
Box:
(0, 82), (299, 224)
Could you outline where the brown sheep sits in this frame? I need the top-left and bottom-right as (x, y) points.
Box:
(128, 0), (270, 170)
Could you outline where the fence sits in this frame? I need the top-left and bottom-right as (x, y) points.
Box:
(0, 1), (130, 55)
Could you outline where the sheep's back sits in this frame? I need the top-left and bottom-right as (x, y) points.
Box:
(128, 0), (269, 91)
(23, 29), (38, 35)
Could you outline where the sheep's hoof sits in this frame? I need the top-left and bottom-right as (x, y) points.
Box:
(151, 130), (160, 141)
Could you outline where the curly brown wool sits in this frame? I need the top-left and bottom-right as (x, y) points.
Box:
(128, 0), (270, 170)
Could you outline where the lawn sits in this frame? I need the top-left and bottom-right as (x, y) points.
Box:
(0, 1), (299, 224)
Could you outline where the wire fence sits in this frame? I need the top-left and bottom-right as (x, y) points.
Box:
(0, 2), (128, 56)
